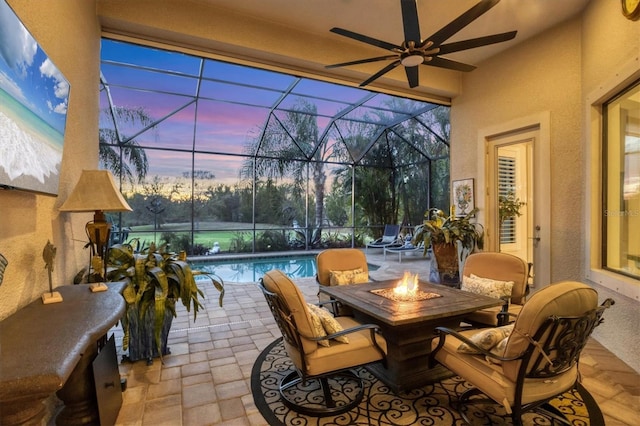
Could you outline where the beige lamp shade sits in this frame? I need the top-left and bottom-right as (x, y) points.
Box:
(59, 170), (132, 213)
(60, 170), (132, 268)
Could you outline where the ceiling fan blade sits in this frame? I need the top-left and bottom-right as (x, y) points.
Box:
(330, 27), (400, 51)
(326, 55), (400, 69)
(425, 57), (476, 72)
(438, 31), (517, 55)
(400, 0), (421, 42)
(426, 0), (501, 46)
(359, 60), (401, 87)
(405, 66), (419, 88)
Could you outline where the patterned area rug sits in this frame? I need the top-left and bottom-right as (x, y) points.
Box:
(251, 338), (602, 425)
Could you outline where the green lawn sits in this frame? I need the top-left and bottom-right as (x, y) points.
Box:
(121, 221), (365, 253)
(124, 222), (286, 252)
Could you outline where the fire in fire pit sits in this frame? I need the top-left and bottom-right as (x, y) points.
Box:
(394, 271), (419, 296)
(370, 272), (442, 303)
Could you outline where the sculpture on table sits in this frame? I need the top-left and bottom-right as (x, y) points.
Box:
(42, 240), (63, 304)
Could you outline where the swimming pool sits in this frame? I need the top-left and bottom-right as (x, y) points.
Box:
(191, 254), (378, 283)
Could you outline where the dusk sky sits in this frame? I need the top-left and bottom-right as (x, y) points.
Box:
(99, 39), (443, 188)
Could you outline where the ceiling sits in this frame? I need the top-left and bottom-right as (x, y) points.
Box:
(198, 0), (587, 63)
(99, 0), (590, 100)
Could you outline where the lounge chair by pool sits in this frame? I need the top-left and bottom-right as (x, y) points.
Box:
(365, 224), (401, 253)
(384, 241), (426, 263)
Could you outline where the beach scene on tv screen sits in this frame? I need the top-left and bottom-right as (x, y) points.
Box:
(0, 0), (70, 195)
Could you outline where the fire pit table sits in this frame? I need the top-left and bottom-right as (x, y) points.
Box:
(320, 278), (503, 392)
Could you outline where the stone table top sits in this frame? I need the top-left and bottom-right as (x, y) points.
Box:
(0, 283), (125, 404)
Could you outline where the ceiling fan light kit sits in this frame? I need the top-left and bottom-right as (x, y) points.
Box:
(326, 0), (517, 88)
(401, 54), (424, 67)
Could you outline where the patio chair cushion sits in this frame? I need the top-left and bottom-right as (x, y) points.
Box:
(457, 324), (514, 354)
(486, 336), (510, 364)
(501, 281), (598, 381)
(304, 316), (387, 377)
(306, 303), (329, 347)
(431, 281), (609, 420)
(261, 269), (318, 355)
(329, 268), (369, 286)
(462, 252), (528, 305)
(308, 303), (349, 343)
(431, 326), (579, 409)
(316, 249), (369, 286)
(462, 274), (514, 299)
(381, 234), (396, 243)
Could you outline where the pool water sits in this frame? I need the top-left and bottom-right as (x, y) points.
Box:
(191, 255), (378, 283)
(191, 256), (317, 283)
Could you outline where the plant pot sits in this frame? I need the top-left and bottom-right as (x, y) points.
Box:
(431, 243), (460, 286)
(124, 302), (174, 364)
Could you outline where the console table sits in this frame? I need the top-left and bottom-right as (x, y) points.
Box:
(0, 283), (125, 425)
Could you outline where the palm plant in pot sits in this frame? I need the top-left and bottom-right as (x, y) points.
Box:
(106, 242), (224, 364)
(412, 208), (484, 285)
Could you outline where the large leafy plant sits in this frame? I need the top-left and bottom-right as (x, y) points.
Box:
(412, 208), (484, 254)
(106, 242), (224, 359)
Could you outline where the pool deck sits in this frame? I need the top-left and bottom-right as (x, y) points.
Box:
(107, 249), (639, 426)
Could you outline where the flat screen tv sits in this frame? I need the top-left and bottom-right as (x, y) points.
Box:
(0, 0), (70, 196)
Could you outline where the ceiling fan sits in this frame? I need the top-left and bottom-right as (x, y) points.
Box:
(326, 0), (517, 88)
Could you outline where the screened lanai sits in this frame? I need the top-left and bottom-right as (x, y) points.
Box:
(99, 38), (451, 254)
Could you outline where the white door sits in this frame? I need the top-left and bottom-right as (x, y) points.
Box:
(481, 120), (550, 289)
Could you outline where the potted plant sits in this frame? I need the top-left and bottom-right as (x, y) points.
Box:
(499, 191), (526, 224)
(106, 242), (224, 364)
(412, 208), (484, 285)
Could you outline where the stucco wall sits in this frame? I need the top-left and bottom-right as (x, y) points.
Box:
(450, 0), (639, 372)
(450, 16), (583, 283)
(0, 0), (101, 320)
(581, 0), (640, 93)
(580, 0), (640, 373)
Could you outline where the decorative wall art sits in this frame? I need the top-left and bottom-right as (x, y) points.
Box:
(452, 178), (475, 217)
(0, 0), (70, 195)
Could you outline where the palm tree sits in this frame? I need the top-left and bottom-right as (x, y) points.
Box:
(330, 109), (400, 237)
(330, 101), (451, 235)
(243, 99), (329, 247)
(99, 106), (151, 184)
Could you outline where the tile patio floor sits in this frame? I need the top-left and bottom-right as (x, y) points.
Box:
(111, 250), (640, 425)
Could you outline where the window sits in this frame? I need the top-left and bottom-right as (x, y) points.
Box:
(603, 79), (640, 279)
(498, 156), (517, 244)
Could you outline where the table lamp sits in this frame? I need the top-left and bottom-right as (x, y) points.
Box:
(59, 170), (132, 280)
